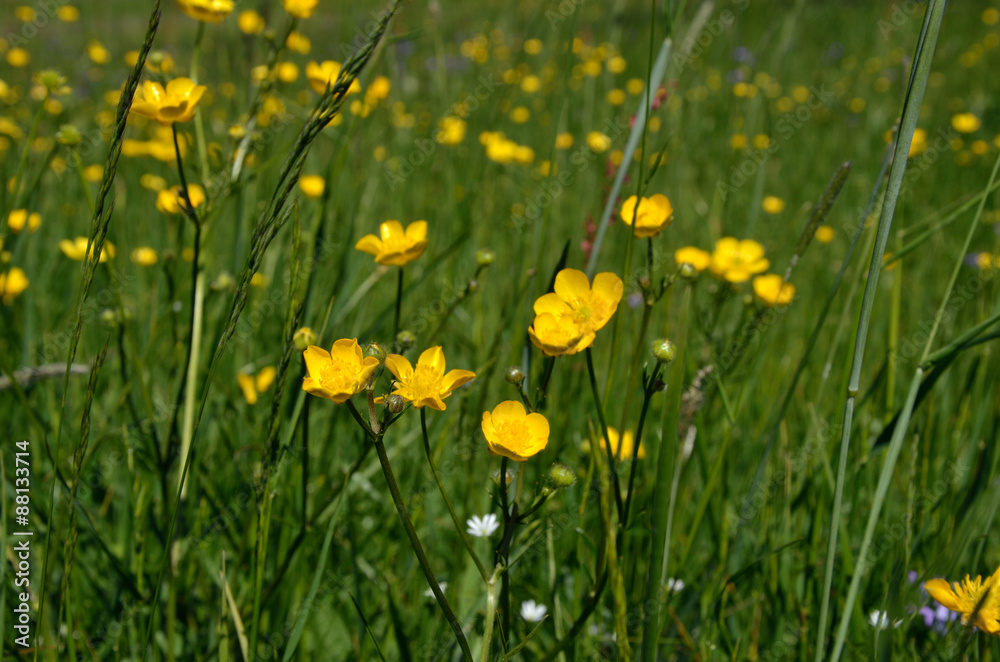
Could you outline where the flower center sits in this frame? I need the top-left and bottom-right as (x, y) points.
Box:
(319, 357), (357, 393)
(406, 364), (441, 397)
(494, 419), (529, 445)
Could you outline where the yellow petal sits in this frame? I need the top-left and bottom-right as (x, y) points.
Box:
(380, 220), (405, 241)
(384, 353), (413, 381)
(255, 366), (276, 392)
(441, 369), (476, 393)
(237, 373), (258, 404)
(492, 399), (526, 422)
(553, 268), (591, 304)
(533, 292), (572, 317)
(302, 345), (331, 379)
(355, 234), (382, 255)
(417, 346), (446, 375)
(925, 579), (963, 612)
(406, 220), (428, 242)
(591, 272), (624, 307)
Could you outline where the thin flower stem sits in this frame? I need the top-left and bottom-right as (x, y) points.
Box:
(419, 409), (489, 581)
(481, 567), (501, 662)
(190, 21), (210, 184)
(496, 455), (514, 650)
(8, 94), (47, 212)
(621, 365), (661, 531)
(372, 434), (472, 659)
(394, 267), (403, 341)
(586, 347), (624, 521)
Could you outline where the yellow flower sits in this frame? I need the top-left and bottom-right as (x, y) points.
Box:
(601, 427), (645, 460)
(57, 5), (80, 21)
(586, 131), (612, 153)
(87, 41), (110, 65)
(238, 366), (276, 405)
(709, 237), (770, 283)
(555, 132), (574, 149)
(302, 338), (380, 403)
(528, 269), (623, 356)
(355, 220), (428, 266)
(6, 49), (30, 68)
(0, 267), (29, 304)
(7, 209), (40, 234)
(176, 0), (234, 23)
(925, 566), (1000, 635)
(730, 133), (748, 149)
(952, 113), (982, 134)
(435, 116), (466, 145)
(298, 175), (325, 199)
(674, 246), (711, 272)
(482, 400), (550, 462)
(283, 0), (318, 19)
(237, 9), (265, 34)
(815, 225), (835, 243)
(286, 30), (311, 54)
(276, 61), (299, 83)
(130, 247), (159, 266)
(59, 237), (115, 262)
(384, 346), (476, 411)
(752, 274), (795, 307)
(620, 194), (673, 238)
(761, 195), (785, 215)
(131, 77), (207, 125)
(156, 184), (206, 215)
(306, 60), (343, 94)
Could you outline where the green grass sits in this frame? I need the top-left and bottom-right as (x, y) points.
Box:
(2, 1), (1000, 660)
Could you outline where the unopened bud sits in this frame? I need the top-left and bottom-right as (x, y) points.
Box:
(364, 341), (387, 363)
(55, 124), (82, 146)
(548, 463), (576, 488)
(293, 327), (316, 350)
(386, 394), (405, 413)
(491, 468), (515, 488)
(505, 366), (525, 385)
(396, 330), (415, 350)
(651, 338), (676, 364)
(475, 248), (496, 266)
(100, 308), (118, 327)
(211, 272), (235, 291)
(467, 279), (479, 293)
(679, 263), (698, 280)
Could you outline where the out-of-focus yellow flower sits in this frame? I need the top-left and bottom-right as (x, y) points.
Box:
(435, 116), (466, 145)
(250, 273), (268, 287)
(156, 184), (206, 214)
(306, 60), (356, 94)
(7, 209), (40, 234)
(815, 225), (835, 243)
(59, 237), (115, 262)
(482, 400), (550, 462)
(730, 133), (748, 149)
(983, 8), (1000, 25)
(925, 565), (1000, 635)
(710, 237), (770, 283)
(238, 366), (276, 405)
(355, 220), (427, 267)
(620, 194), (673, 238)
(555, 132), (573, 149)
(34, 70), (70, 96)
(302, 338), (380, 403)
(237, 9), (265, 34)
(761, 195), (785, 215)
(607, 88), (626, 106)
(510, 106), (530, 123)
(752, 274), (795, 307)
(0, 118), (23, 141)
(131, 78), (206, 125)
(283, 0), (318, 19)
(83, 164), (103, 182)
(626, 78), (644, 95)
(384, 346), (476, 411)
(7, 48), (30, 68)
(130, 247), (159, 266)
(600, 427), (645, 460)
(952, 113), (982, 134)
(523, 38), (543, 55)
(299, 175), (325, 198)
(87, 41), (110, 65)
(0, 267), (28, 304)
(276, 61), (299, 83)
(365, 75), (391, 103)
(674, 246), (711, 272)
(520, 74), (541, 93)
(140, 173), (167, 191)
(176, 0), (234, 23)
(528, 269), (623, 356)
(586, 131), (612, 152)
(607, 55), (627, 73)
(57, 5), (80, 21)
(286, 30), (311, 54)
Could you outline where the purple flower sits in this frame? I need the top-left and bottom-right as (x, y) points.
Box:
(732, 46), (753, 64)
(919, 604), (959, 634)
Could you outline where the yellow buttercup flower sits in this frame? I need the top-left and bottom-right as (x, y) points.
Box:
(302, 338), (380, 403)
(600, 427), (646, 460)
(383, 346), (476, 411)
(130, 247), (159, 266)
(0, 267), (29, 304)
(299, 175), (325, 199)
(925, 565), (1000, 635)
(238, 366), (276, 405)
(709, 237), (770, 283)
(283, 0), (318, 19)
(59, 237), (115, 262)
(156, 184), (206, 215)
(7, 209), (41, 234)
(674, 246), (711, 272)
(176, 0), (234, 23)
(752, 274), (795, 307)
(528, 269), (623, 356)
(761, 195), (785, 215)
(620, 194), (673, 238)
(815, 225), (835, 243)
(237, 9), (265, 34)
(306, 60), (341, 93)
(435, 116), (466, 145)
(355, 220), (428, 266)
(131, 77), (207, 125)
(586, 131), (612, 153)
(482, 400), (550, 462)
(952, 113), (982, 134)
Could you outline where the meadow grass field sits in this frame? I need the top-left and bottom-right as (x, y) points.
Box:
(2, 0), (1000, 659)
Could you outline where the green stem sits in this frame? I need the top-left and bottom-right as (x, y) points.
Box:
(481, 567), (501, 662)
(394, 267), (404, 341)
(190, 21), (210, 184)
(586, 347), (624, 521)
(420, 409), (489, 581)
(8, 94), (47, 212)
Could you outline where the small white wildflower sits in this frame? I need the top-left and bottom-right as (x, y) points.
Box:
(423, 581), (447, 598)
(520, 600), (547, 622)
(466, 513), (500, 538)
(666, 578), (685, 594)
(868, 610), (902, 629)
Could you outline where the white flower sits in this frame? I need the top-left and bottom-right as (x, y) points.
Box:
(520, 600), (547, 622)
(868, 610), (902, 629)
(423, 581), (447, 598)
(666, 578), (685, 594)
(466, 513), (500, 538)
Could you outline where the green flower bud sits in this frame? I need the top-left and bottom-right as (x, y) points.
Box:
(505, 365), (525, 385)
(467, 279), (479, 293)
(55, 124), (82, 146)
(293, 327), (317, 351)
(679, 262), (698, 280)
(491, 468), (515, 488)
(476, 248), (496, 266)
(364, 341), (387, 363)
(100, 308), (118, 327)
(211, 272), (235, 291)
(396, 330), (415, 350)
(548, 463), (576, 488)
(651, 338), (676, 364)
(386, 394), (405, 413)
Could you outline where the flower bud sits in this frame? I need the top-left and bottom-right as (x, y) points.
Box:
(467, 279), (479, 293)
(36, 70), (67, 94)
(679, 262), (698, 280)
(504, 365), (525, 385)
(651, 338), (676, 364)
(548, 463), (576, 488)
(293, 326), (317, 351)
(211, 272), (235, 291)
(364, 341), (387, 363)
(56, 124), (82, 146)
(395, 330), (415, 350)
(491, 467), (515, 488)
(386, 394), (405, 413)
(475, 248), (496, 266)
(100, 308), (118, 327)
